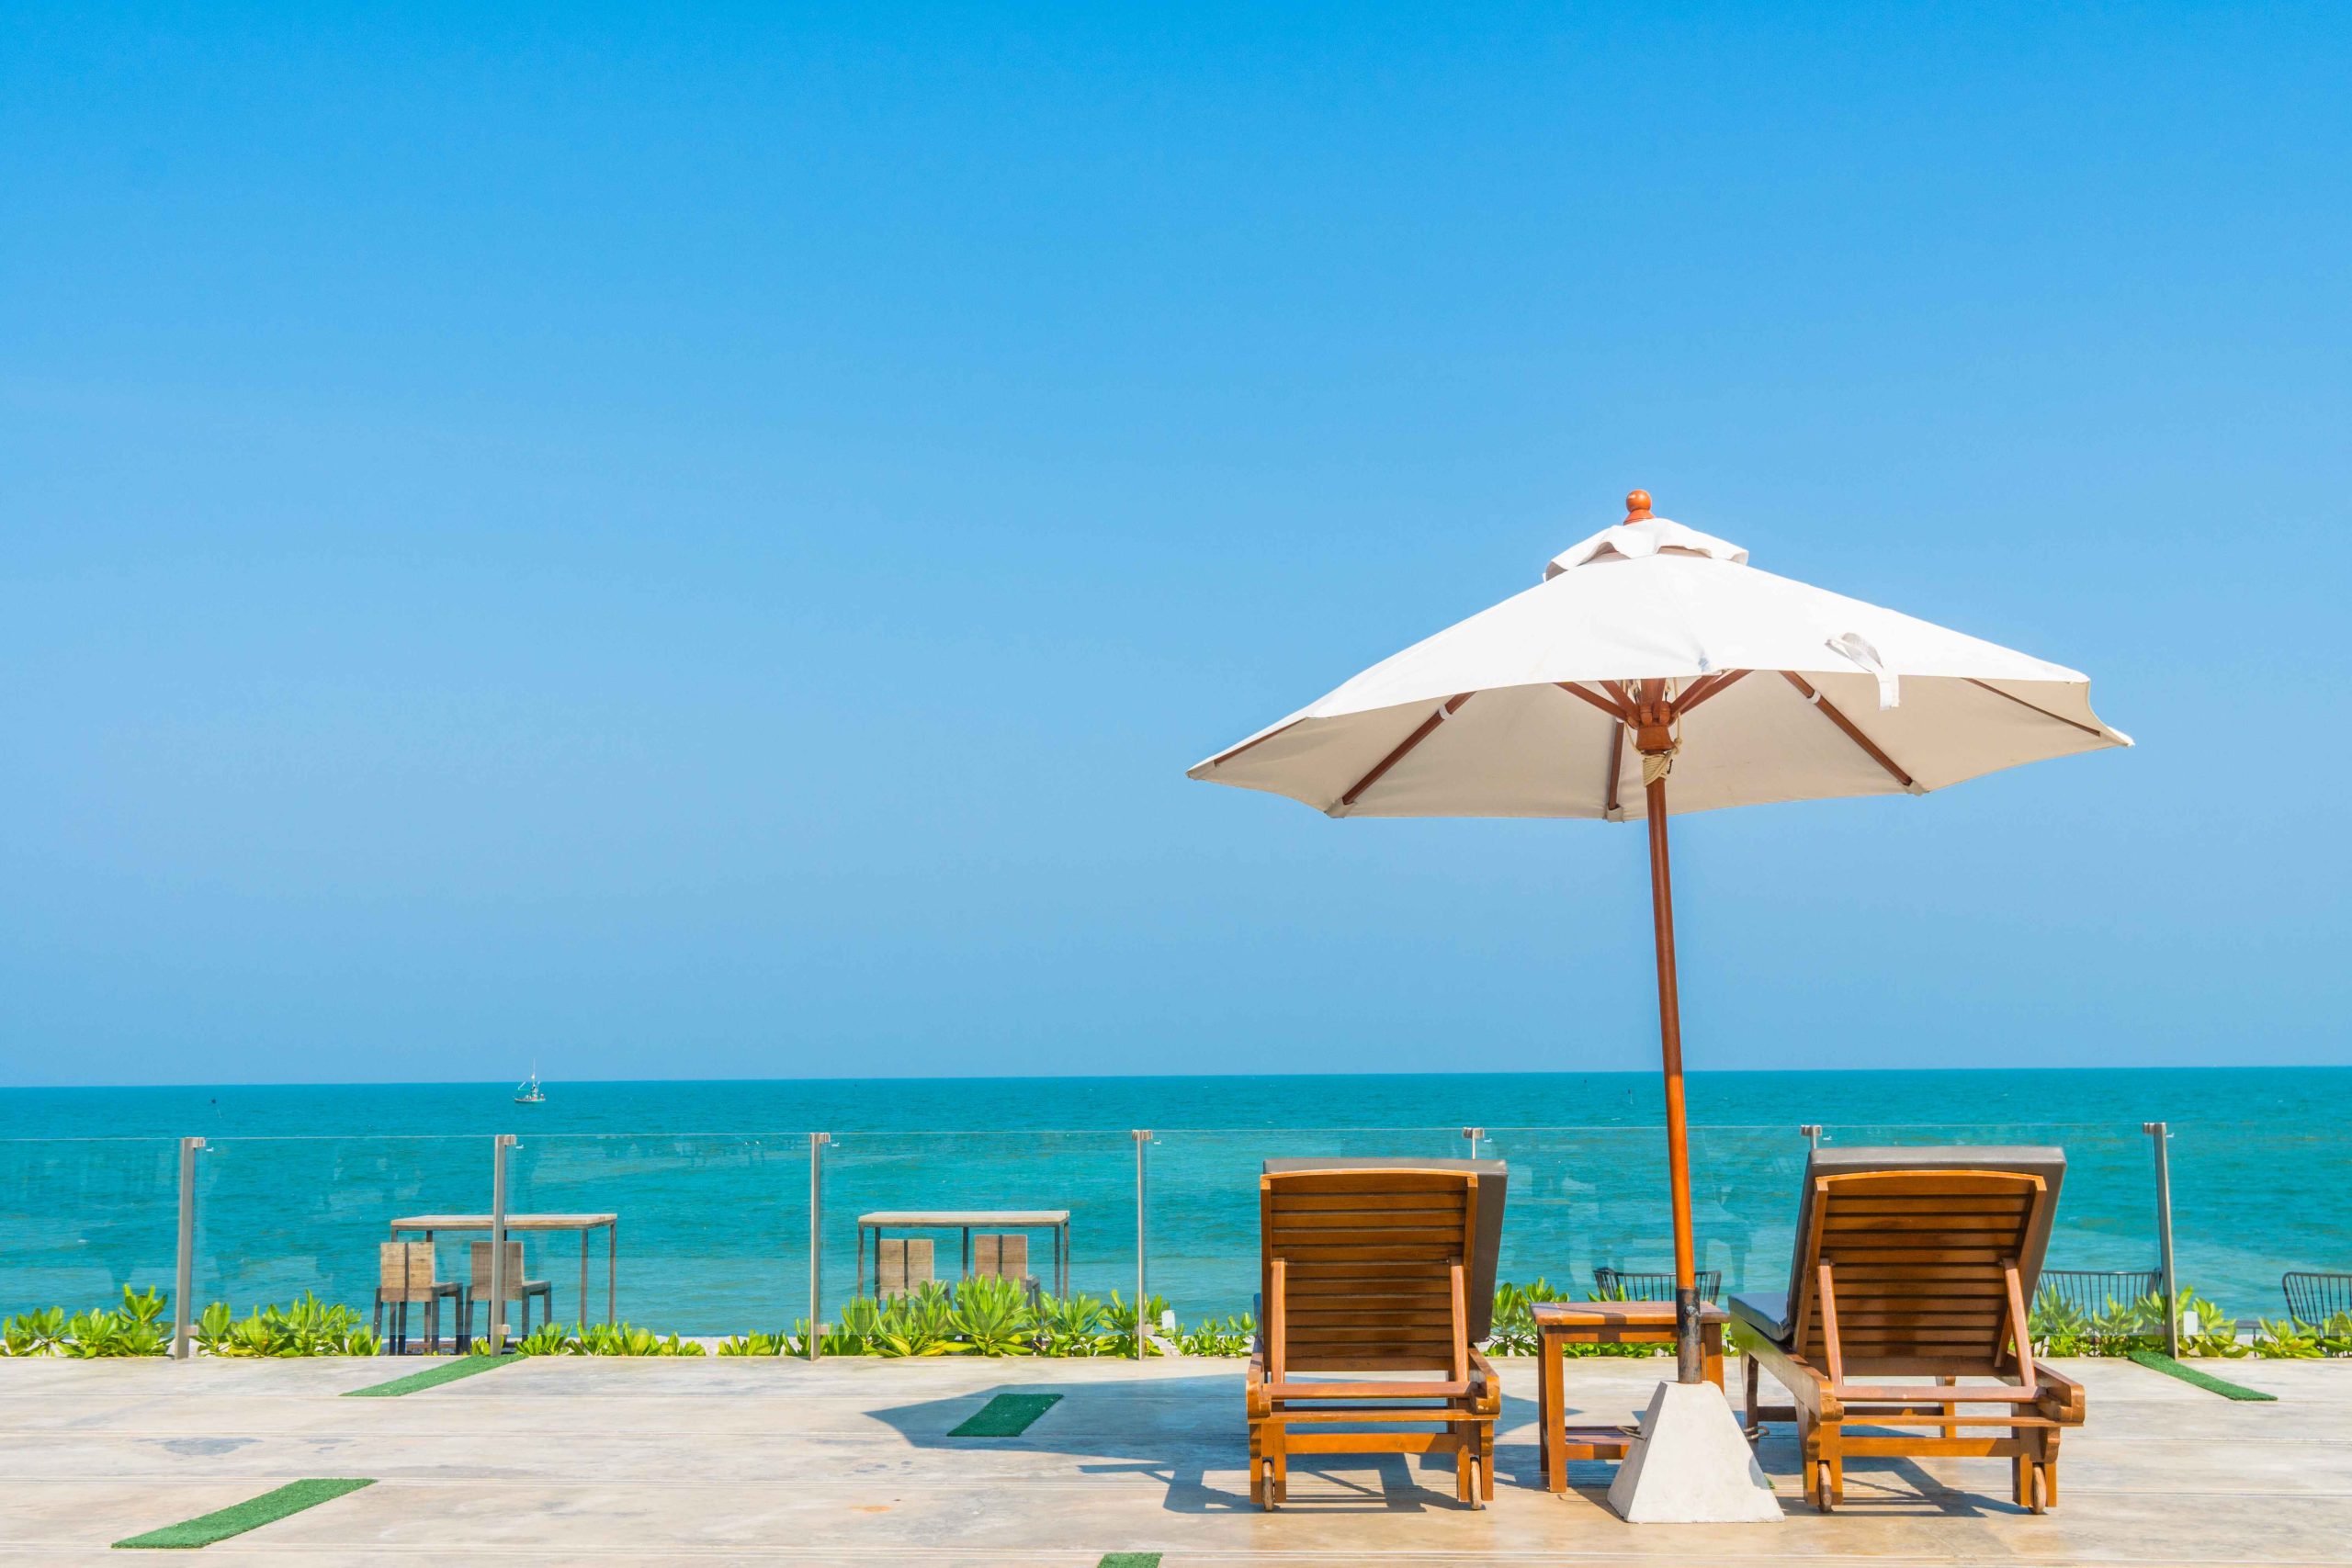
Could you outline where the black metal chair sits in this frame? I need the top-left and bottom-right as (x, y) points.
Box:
(2282, 1271), (2352, 1326)
(1593, 1265), (1722, 1303)
(2037, 1268), (2162, 1315)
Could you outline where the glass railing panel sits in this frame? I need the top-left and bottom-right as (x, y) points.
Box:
(192, 1135), (487, 1351)
(0, 1137), (181, 1321)
(1145, 1126), (1474, 1323)
(1809, 1122), (2157, 1300)
(502, 1132), (808, 1339)
(819, 1130), (1139, 1338)
(2165, 1122), (2350, 1321)
(1469, 1125), (1808, 1303)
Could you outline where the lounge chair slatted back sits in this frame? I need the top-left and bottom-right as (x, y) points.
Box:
(1790, 1169), (2043, 1376)
(1263, 1169), (1475, 1374)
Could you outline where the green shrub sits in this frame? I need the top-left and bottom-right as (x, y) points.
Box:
(1178, 1313), (1255, 1356)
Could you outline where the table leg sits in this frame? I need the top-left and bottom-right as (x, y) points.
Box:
(580, 1232), (589, 1328)
(607, 1223), (617, 1324)
(1543, 1328), (1566, 1495)
(1703, 1321), (1724, 1391)
(961, 1228), (970, 1281)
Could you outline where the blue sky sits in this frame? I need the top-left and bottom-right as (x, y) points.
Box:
(4, 4), (2346, 1087)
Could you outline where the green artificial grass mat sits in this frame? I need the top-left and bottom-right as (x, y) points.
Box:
(2127, 1350), (2278, 1401)
(1098, 1555), (1162, 1568)
(342, 1355), (513, 1398)
(949, 1392), (1062, 1437)
(114, 1478), (375, 1549)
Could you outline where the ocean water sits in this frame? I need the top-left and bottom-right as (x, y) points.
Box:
(4, 1068), (2347, 1332)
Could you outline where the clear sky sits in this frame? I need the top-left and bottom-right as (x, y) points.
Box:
(5, 4), (2346, 1088)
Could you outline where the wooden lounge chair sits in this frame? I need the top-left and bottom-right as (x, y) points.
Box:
(1732, 1146), (2086, 1514)
(1247, 1158), (1505, 1510)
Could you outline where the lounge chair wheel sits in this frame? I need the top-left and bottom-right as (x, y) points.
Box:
(2029, 1465), (2049, 1515)
(1815, 1461), (1835, 1513)
(1257, 1463), (1277, 1511)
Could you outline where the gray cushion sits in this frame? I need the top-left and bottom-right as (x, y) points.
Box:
(1728, 1291), (1792, 1342)
(1261, 1157), (1507, 1341)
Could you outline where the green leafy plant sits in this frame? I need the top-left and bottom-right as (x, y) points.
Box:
(194, 1302), (235, 1355)
(1488, 1278), (1565, 1356)
(1177, 1313), (1255, 1356)
(872, 1283), (968, 1357)
(202, 1294), (375, 1358)
(1032, 1292), (1109, 1357)
(3, 1306), (67, 1357)
(1098, 1292), (1169, 1358)
(717, 1330), (791, 1356)
(515, 1322), (580, 1356)
(2254, 1316), (2322, 1358)
(2176, 1289), (2248, 1358)
(948, 1277), (1035, 1357)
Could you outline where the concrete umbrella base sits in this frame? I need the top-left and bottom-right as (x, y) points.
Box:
(1606, 1380), (1785, 1524)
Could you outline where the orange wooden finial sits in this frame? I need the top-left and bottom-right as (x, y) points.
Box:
(1623, 489), (1653, 524)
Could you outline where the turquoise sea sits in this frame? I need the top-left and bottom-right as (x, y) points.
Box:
(5, 1068), (2347, 1332)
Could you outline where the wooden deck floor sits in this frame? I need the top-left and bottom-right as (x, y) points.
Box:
(4, 1352), (2349, 1564)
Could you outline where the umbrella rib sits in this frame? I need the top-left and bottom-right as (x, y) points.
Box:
(1780, 671), (1917, 790)
(1336, 692), (1476, 809)
(1555, 681), (1629, 721)
(1962, 678), (2107, 739)
(1676, 669), (1751, 714)
(1202, 717), (1304, 771)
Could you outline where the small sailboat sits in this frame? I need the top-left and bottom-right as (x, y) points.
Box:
(514, 1064), (547, 1105)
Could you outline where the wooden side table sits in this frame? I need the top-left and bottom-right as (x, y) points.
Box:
(1534, 1300), (1727, 1494)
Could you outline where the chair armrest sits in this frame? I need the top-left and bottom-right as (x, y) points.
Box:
(2032, 1359), (2086, 1425)
(1742, 1332), (1840, 1421)
(1467, 1347), (1501, 1414)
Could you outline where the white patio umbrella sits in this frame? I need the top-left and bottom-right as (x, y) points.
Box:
(1188, 491), (2129, 1386)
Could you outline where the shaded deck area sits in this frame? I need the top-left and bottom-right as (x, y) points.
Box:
(4, 1353), (2348, 1563)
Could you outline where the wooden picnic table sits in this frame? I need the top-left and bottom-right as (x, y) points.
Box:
(389, 1213), (618, 1325)
(855, 1209), (1070, 1297)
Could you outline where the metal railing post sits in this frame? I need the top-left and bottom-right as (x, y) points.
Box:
(490, 1134), (514, 1354)
(2144, 1122), (2178, 1357)
(1133, 1130), (1150, 1360)
(173, 1137), (203, 1359)
(1462, 1126), (1484, 1159)
(1800, 1123), (1822, 1149)
(808, 1133), (829, 1361)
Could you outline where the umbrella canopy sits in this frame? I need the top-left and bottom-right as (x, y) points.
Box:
(1188, 491), (2129, 1386)
(1189, 502), (2128, 817)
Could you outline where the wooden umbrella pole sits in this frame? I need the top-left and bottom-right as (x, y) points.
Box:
(1643, 761), (1703, 1383)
